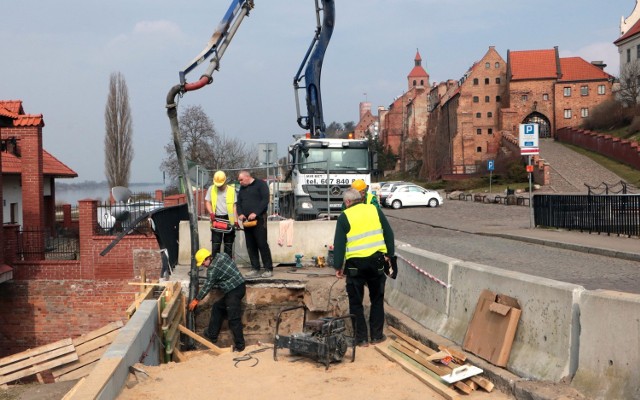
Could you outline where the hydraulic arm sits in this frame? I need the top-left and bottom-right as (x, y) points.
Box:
(294, 0), (335, 138)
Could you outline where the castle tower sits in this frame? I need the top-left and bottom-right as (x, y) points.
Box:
(407, 49), (429, 90)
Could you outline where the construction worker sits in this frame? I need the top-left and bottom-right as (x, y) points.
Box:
(332, 188), (395, 347)
(341, 179), (380, 211)
(205, 170), (237, 258)
(188, 248), (246, 352)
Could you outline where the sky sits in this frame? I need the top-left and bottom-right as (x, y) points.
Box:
(0, 0), (633, 184)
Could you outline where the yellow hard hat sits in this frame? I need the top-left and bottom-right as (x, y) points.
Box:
(213, 170), (227, 187)
(351, 179), (367, 192)
(195, 248), (212, 267)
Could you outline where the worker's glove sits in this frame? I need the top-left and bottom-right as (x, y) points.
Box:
(209, 213), (215, 222)
(188, 299), (199, 311)
(384, 255), (398, 279)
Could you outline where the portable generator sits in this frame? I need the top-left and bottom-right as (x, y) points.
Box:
(273, 305), (355, 370)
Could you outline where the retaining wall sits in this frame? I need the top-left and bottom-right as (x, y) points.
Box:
(386, 240), (640, 399)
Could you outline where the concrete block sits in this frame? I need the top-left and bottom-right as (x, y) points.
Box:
(448, 261), (583, 382)
(179, 220), (337, 265)
(571, 290), (640, 400)
(385, 242), (459, 335)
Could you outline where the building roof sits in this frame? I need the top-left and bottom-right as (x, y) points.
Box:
(408, 50), (429, 78)
(0, 100), (44, 127)
(509, 49), (558, 80)
(614, 18), (640, 45)
(1, 149), (77, 178)
(558, 57), (613, 82)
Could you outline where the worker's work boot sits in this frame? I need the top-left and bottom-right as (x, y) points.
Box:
(260, 270), (273, 278)
(245, 269), (261, 278)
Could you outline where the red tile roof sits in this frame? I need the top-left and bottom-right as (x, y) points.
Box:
(1, 149), (77, 177)
(558, 57), (613, 82)
(408, 50), (429, 78)
(0, 100), (24, 114)
(0, 100), (44, 126)
(13, 114), (44, 127)
(614, 18), (640, 44)
(510, 49), (558, 80)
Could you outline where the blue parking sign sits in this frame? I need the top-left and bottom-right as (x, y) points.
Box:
(487, 160), (494, 171)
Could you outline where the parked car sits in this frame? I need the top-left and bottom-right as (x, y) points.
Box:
(385, 185), (443, 209)
(378, 181), (409, 206)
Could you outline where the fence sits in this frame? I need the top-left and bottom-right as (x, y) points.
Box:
(95, 200), (163, 235)
(17, 227), (79, 260)
(534, 194), (640, 237)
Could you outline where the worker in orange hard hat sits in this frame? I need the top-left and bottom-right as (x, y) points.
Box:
(188, 248), (246, 352)
(205, 170), (238, 258)
(341, 179), (379, 211)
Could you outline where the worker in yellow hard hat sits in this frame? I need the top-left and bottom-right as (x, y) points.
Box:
(341, 179), (380, 211)
(205, 170), (238, 258)
(188, 248), (246, 352)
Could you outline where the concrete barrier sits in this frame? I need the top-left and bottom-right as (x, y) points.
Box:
(571, 290), (640, 400)
(69, 300), (159, 400)
(178, 220), (337, 265)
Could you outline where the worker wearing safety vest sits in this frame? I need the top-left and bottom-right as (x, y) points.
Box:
(332, 188), (395, 347)
(340, 179), (380, 211)
(205, 170), (238, 258)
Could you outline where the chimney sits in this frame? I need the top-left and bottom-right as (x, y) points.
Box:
(591, 61), (607, 70)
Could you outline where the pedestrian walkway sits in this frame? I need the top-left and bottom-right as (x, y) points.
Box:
(538, 138), (626, 193)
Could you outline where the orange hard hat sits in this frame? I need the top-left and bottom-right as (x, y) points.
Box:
(213, 171), (227, 187)
(351, 179), (367, 192)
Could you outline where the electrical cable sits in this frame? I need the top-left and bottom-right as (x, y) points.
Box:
(232, 345), (273, 368)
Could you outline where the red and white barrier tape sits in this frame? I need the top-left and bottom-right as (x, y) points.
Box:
(396, 253), (451, 288)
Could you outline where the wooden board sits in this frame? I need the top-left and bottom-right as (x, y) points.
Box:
(0, 338), (73, 368)
(177, 325), (229, 355)
(0, 352), (78, 385)
(375, 345), (460, 400)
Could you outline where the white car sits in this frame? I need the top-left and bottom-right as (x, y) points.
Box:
(378, 181), (410, 206)
(385, 185), (443, 209)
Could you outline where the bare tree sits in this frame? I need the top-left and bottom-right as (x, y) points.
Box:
(104, 72), (133, 188)
(161, 105), (259, 182)
(617, 60), (640, 106)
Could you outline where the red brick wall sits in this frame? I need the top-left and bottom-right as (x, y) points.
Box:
(557, 127), (640, 170)
(554, 82), (614, 131)
(13, 126), (44, 229)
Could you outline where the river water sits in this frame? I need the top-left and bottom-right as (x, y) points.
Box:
(55, 183), (164, 205)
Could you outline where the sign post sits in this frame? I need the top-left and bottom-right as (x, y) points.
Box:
(519, 124), (539, 229)
(487, 159), (495, 193)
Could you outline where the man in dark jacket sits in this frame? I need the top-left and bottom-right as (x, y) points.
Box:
(237, 170), (274, 278)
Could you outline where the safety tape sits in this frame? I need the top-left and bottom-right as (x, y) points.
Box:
(396, 253), (451, 288)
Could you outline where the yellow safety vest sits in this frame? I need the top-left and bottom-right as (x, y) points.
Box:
(343, 203), (387, 259)
(365, 192), (375, 204)
(210, 185), (236, 224)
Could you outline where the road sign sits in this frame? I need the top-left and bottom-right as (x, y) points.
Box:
(487, 160), (494, 171)
(520, 147), (539, 155)
(519, 123), (539, 149)
(526, 165), (534, 173)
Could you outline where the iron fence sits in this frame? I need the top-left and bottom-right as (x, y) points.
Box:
(17, 227), (79, 260)
(533, 194), (640, 237)
(95, 200), (163, 235)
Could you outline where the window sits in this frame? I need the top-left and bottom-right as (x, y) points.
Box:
(521, 94), (528, 101)
(476, 146), (482, 153)
(495, 62), (500, 68)
(495, 77), (501, 84)
(628, 49), (631, 63)
(564, 109), (572, 119)
(476, 128), (482, 135)
(473, 96), (479, 103)
(485, 78), (490, 84)
(637, 44), (640, 59)
(476, 112), (481, 118)
(496, 95), (501, 102)
(581, 108), (589, 118)
(413, 79), (417, 86)
(543, 93), (549, 101)
(485, 96), (490, 103)
(563, 87), (571, 97)
(597, 85), (606, 95)
(581, 86), (588, 96)
(473, 78), (479, 85)
(420, 79), (424, 86)
(487, 112), (493, 118)
(488, 128), (493, 135)
(485, 62), (490, 69)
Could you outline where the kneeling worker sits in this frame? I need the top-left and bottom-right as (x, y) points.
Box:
(188, 248), (246, 352)
(333, 188), (394, 347)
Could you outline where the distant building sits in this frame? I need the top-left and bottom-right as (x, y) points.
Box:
(614, 2), (640, 101)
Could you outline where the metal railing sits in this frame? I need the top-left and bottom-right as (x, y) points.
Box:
(95, 200), (162, 235)
(534, 194), (640, 237)
(17, 227), (79, 260)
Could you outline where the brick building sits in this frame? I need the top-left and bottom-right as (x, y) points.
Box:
(379, 50), (430, 172)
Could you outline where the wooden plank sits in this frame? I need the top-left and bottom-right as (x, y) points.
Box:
(439, 345), (467, 363)
(375, 345), (460, 400)
(173, 347), (186, 363)
(0, 352), (78, 385)
(74, 329), (120, 357)
(164, 303), (183, 343)
(469, 375), (494, 393)
(177, 325), (229, 355)
(0, 338), (73, 368)
(61, 377), (85, 400)
(56, 361), (98, 382)
(72, 321), (123, 348)
(390, 341), (473, 395)
(65, 358), (121, 400)
(0, 343), (75, 376)
(53, 346), (108, 379)
(161, 293), (182, 324)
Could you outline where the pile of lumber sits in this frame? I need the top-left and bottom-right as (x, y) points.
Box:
(375, 326), (494, 399)
(0, 321), (123, 386)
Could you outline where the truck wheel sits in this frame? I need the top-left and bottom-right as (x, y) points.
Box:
(392, 200), (402, 209)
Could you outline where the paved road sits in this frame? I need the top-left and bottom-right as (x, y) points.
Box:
(383, 199), (640, 294)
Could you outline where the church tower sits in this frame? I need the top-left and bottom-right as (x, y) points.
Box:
(407, 49), (429, 90)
